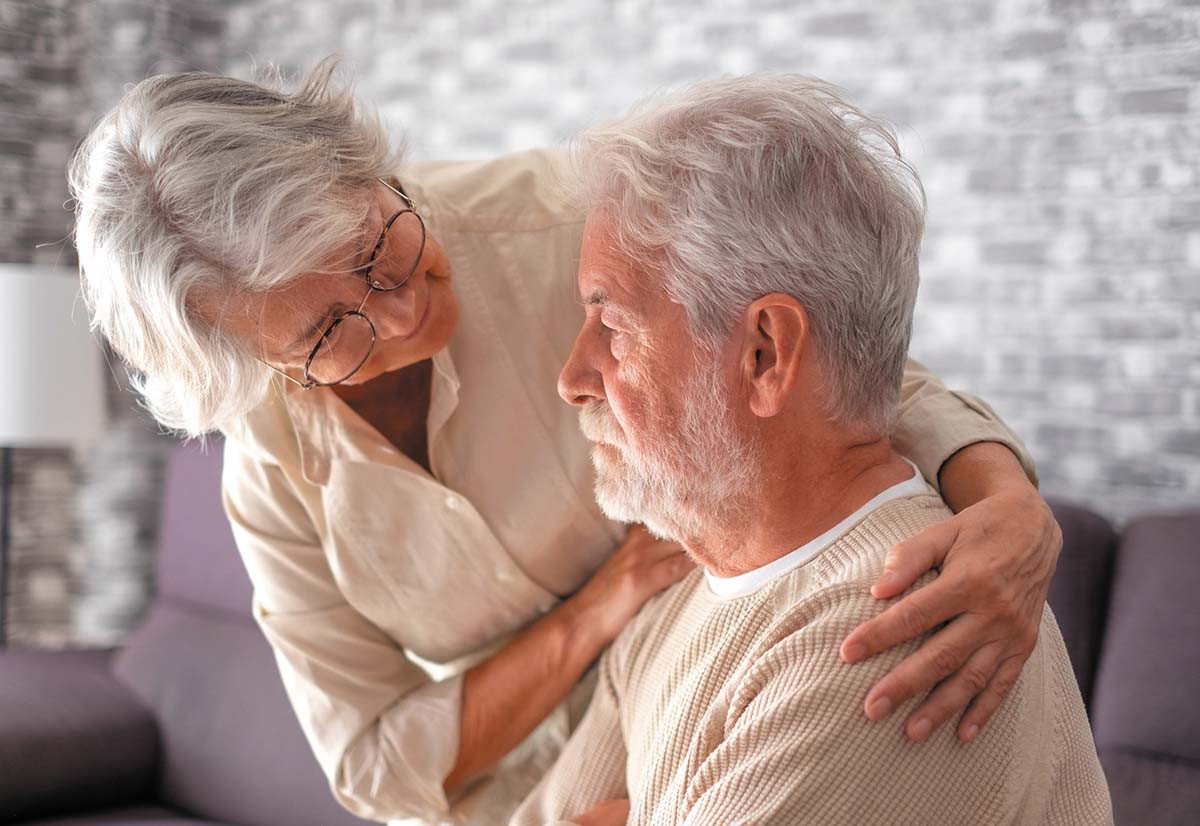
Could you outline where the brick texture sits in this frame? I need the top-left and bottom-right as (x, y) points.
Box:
(0, 0), (226, 647)
(1, 0), (1197, 646)
(215, 0), (1200, 526)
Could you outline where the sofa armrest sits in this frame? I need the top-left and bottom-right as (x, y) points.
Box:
(0, 646), (160, 821)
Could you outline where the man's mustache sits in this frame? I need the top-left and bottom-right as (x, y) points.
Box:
(578, 401), (623, 447)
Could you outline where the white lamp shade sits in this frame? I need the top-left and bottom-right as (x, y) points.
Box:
(0, 264), (107, 450)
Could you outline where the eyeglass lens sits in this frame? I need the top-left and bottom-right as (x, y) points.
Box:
(366, 210), (424, 291)
(307, 313), (376, 385)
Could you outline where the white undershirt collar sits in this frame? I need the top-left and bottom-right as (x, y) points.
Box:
(704, 458), (928, 600)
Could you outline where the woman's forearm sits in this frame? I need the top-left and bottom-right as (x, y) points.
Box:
(442, 525), (692, 795)
(443, 596), (606, 794)
(937, 440), (1034, 514)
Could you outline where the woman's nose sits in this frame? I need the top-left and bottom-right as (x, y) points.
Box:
(370, 282), (423, 338)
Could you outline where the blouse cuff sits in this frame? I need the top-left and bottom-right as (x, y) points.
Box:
(338, 673), (464, 824)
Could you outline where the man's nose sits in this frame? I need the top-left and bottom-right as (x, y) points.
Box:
(558, 329), (605, 406)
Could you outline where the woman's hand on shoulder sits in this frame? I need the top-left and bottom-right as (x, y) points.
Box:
(840, 478), (1060, 744)
(566, 524), (695, 647)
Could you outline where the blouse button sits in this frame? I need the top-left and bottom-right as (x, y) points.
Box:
(444, 495), (460, 511)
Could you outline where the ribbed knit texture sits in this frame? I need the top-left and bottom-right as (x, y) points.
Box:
(512, 491), (1113, 825)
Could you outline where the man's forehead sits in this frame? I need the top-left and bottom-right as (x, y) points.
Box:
(577, 213), (644, 310)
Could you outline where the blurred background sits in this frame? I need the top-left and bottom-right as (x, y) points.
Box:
(1, 0), (1198, 650)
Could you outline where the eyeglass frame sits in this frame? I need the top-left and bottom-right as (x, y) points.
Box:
(259, 177), (426, 390)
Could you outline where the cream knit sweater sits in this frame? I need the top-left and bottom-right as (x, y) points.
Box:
(511, 489), (1112, 826)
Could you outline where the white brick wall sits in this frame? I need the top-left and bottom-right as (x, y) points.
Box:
(1, 0), (1197, 646)
(218, 0), (1200, 524)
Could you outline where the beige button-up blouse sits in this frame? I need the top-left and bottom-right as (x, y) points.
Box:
(219, 149), (1037, 826)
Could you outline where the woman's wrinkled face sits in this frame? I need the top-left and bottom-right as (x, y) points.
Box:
(226, 181), (458, 386)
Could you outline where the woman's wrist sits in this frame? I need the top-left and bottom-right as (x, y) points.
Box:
(556, 590), (617, 665)
(448, 596), (612, 793)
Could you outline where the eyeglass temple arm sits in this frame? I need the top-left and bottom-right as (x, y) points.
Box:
(377, 176), (416, 210)
(256, 357), (313, 390)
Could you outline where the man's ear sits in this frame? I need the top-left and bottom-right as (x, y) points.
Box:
(739, 294), (809, 418)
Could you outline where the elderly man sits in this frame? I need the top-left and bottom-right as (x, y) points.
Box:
(511, 76), (1112, 826)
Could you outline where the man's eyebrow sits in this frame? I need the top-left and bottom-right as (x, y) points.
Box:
(582, 289), (628, 317)
(581, 288), (640, 327)
(581, 288), (609, 307)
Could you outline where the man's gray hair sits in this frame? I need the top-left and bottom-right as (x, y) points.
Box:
(68, 58), (402, 436)
(570, 75), (926, 433)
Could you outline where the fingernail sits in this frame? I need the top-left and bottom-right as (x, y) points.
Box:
(842, 642), (867, 663)
(909, 717), (932, 741)
(963, 724), (979, 742)
(866, 697), (893, 721)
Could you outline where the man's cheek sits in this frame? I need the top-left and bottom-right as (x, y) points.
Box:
(611, 392), (666, 458)
(614, 345), (664, 395)
(610, 331), (634, 362)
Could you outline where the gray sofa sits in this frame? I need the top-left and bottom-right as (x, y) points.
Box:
(0, 439), (374, 826)
(1047, 506), (1200, 826)
(1, 438), (1197, 825)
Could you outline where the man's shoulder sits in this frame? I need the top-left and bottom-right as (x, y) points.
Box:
(400, 148), (584, 234)
(770, 490), (951, 613)
(604, 568), (709, 674)
(735, 493), (952, 686)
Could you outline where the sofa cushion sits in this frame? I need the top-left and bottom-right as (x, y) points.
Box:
(155, 436), (253, 618)
(1098, 747), (1200, 826)
(111, 602), (374, 826)
(0, 647), (158, 822)
(1045, 500), (1118, 708)
(1090, 512), (1200, 765)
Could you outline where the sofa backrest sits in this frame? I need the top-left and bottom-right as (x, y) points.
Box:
(111, 437), (375, 826)
(153, 436), (254, 617)
(1045, 500), (1119, 708)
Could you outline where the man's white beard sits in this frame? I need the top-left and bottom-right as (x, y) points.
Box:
(578, 354), (761, 544)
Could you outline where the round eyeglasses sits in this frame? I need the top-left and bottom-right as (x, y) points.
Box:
(263, 177), (426, 390)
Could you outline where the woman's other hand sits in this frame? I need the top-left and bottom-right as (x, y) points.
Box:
(567, 524), (695, 647)
(840, 443), (1061, 744)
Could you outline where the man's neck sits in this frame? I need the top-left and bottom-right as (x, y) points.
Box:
(687, 439), (914, 578)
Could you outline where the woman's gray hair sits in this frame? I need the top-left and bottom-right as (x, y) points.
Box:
(68, 58), (403, 436)
(569, 74), (926, 433)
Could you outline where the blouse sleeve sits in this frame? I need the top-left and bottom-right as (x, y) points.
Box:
(221, 437), (464, 824)
(895, 357), (1038, 491)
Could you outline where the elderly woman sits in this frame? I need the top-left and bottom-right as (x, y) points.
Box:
(69, 62), (1062, 825)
